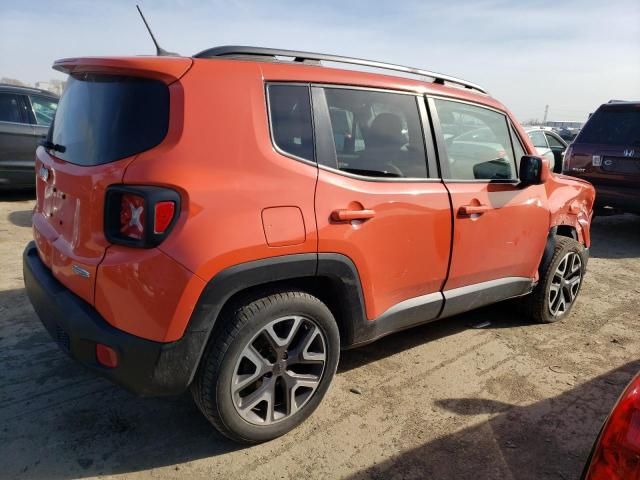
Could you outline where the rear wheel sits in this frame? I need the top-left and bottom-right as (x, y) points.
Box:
(521, 236), (587, 323)
(191, 291), (340, 443)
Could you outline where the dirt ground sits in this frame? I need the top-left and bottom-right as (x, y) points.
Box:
(1, 192), (639, 480)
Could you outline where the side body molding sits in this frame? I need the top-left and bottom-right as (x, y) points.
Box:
(439, 277), (534, 319)
(180, 253), (536, 388)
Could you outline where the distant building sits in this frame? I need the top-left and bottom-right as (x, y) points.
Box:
(544, 120), (584, 129)
(0, 77), (28, 87)
(35, 79), (65, 96)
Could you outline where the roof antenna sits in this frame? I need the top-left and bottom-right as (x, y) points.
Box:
(136, 5), (179, 56)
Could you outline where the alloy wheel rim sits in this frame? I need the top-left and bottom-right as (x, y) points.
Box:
(231, 315), (327, 425)
(548, 252), (582, 317)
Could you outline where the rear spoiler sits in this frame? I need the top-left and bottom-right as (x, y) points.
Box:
(53, 56), (193, 84)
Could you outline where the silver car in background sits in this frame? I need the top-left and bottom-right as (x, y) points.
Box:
(0, 84), (58, 189)
(525, 127), (568, 173)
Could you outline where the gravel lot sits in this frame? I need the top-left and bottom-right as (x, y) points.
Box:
(1, 193), (639, 480)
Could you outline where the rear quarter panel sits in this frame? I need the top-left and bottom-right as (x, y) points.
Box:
(115, 60), (320, 339)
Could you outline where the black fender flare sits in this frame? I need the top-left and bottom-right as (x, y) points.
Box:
(167, 253), (368, 390)
(543, 227), (589, 276)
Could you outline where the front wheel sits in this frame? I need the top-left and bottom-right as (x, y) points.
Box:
(521, 236), (587, 324)
(191, 291), (340, 443)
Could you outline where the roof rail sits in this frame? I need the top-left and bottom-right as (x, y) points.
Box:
(0, 83), (58, 96)
(193, 46), (488, 95)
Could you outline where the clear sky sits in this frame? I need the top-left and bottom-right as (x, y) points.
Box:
(1, 0), (638, 122)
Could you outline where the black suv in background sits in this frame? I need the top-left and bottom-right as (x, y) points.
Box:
(563, 100), (640, 214)
(0, 84), (58, 190)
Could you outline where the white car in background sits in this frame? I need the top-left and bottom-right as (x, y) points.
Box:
(525, 127), (568, 173)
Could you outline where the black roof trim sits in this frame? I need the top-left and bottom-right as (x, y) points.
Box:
(193, 45), (488, 95)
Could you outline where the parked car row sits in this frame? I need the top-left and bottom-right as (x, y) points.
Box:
(0, 84), (58, 189)
(522, 100), (639, 216)
(544, 120), (583, 141)
(564, 100), (640, 215)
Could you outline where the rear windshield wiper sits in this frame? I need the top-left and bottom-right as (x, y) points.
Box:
(341, 168), (402, 178)
(39, 139), (66, 153)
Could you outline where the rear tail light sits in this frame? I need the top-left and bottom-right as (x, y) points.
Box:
(120, 193), (145, 240)
(563, 144), (573, 173)
(585, 373), (640, 480)
(105, 186), (180, 248)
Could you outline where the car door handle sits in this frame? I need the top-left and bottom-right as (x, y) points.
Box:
(459, 204), (490, 216)
(331, 209), (376, 221)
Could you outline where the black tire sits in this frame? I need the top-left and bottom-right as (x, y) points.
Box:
(521, 236), (587, 324)
(191, 291), (340, 444)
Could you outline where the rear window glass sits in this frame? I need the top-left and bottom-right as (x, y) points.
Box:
(527, 130), (547, 148)
(0, 93), (26, 123)
(50, 73), (169, 166)
(267, 84), (314, 162)
(577, 105), (640, 145)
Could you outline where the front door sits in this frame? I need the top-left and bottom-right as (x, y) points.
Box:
(313, 85), (452, 322)
(428, 97), (549, 316)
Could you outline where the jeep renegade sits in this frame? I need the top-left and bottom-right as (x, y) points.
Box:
(23, 46), (595, 443)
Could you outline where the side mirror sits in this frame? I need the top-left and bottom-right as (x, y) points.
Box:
(519, 155), (547, 186)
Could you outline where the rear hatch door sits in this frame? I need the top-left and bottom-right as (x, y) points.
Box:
(33, 57), (191, 305)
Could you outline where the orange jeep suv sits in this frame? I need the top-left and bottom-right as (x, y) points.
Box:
(23, 46), (595, 443)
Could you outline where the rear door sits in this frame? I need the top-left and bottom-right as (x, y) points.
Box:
(33, 72), (173, 304)
(0, 91), (36, 187)
(429, 97), (548, 317)
(312, 85), (451, 322)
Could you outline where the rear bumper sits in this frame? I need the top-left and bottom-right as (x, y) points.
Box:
(23, 241), (206, 396)
(594, 184), (639, 214)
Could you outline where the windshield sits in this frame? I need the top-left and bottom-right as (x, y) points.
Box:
(50, 73), (169, 166)
(577, 105), (640, 145)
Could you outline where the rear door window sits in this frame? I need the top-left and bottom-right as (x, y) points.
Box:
(528, 131), (548, 148)
(545, 132), (564, 148)
(267, 84), (314, 162)
(434, 99), (517, 181)
(50, 73), (169, 166)
(578, 104), (640, 145)
(0, 93), (28, 124)
(317, 87), (428, 178)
